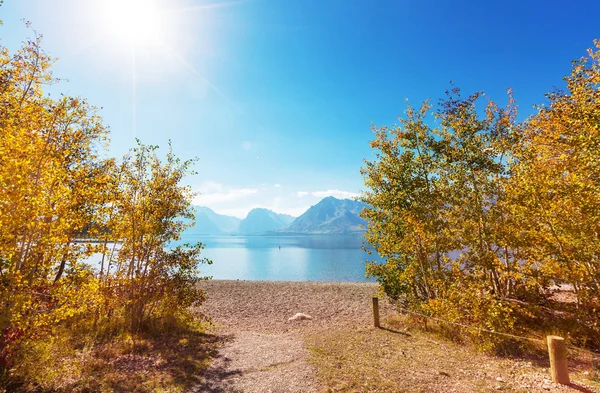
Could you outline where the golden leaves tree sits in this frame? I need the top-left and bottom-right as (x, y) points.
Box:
(96, 142), (210, 334)
(0, 32), (211, 381)
(361, 88), (541, 348)
(0, 31), (108, 367)
(509, 41), (600, 340)
(362, 41), (600, 349)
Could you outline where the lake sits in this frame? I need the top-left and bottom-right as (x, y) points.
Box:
(175, 235), (376, 282)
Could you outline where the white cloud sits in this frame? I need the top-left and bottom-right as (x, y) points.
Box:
(278, 206), (311, 217)
(242, 141), (252, 150)
(213, 207), (255, 219)
(312, 190), (359, 199)
(273, 184), (281, 188)
(295, 189), (359, 199)
(193, 181), (259, 206)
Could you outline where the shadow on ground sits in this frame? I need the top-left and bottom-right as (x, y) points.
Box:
(5, 328), (244, 393)
(192, 348), (244, 393)
(89, 330), (242, 393)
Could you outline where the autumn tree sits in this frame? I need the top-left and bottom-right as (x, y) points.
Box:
(95, 142), (210, 333)
(508, 40), (600, 339)
(0, 31), (108, 368)
(361, 88), (544, 347)
(0, 31), (211, 385)
(362, 41), (600, 349)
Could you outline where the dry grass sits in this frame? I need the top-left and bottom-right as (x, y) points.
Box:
(307, 316), (600, 393)
(7, 326), (229, 393)
(81, 330), (225, 393)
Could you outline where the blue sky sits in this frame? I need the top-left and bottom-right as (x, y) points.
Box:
(1, 0), (599, 217)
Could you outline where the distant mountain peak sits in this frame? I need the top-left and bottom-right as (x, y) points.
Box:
(246, 207), (271, 215)
(238, 208), (296, 235)
(279, 197), (367, 235)
(183, 206), (241, 235)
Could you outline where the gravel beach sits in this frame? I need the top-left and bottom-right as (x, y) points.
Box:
(199, 280), (393, 333)
(195, 280), (393, 393)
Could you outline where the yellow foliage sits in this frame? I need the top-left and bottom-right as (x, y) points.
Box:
(509, 40), (600, 331)
(0, 30), (211, 390)
(0, 31), (109, 368)
(362, 41), (600, 350)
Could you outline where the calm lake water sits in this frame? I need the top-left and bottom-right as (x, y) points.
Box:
(175, 235), (376, 282)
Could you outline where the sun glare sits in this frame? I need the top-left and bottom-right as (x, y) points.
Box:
(103, 0), (164, 46)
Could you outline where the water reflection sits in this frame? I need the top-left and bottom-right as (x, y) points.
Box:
(176, 235), (374, 282)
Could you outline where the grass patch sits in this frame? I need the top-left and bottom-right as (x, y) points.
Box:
(307, 316), (600, 393)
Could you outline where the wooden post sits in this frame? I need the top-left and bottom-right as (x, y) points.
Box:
(372, 295), (380, 328)
(547, 335), (569, 385)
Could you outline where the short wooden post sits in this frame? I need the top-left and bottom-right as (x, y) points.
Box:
(372, 295), (380, 328)
(547, 335), (569, 385)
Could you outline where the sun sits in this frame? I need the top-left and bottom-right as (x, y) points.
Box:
(102, 0), (164, 47)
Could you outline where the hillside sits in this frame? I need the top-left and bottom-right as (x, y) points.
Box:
(280, 197), (367, 234)
(238, 208), (295, 235)
(184, 206), (241, 235)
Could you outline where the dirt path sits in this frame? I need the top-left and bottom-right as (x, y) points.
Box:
(195, 331), (317, 393)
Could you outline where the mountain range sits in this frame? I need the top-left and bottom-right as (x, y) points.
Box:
(279, 197), (367, 234)
(184, 197), (367, 235)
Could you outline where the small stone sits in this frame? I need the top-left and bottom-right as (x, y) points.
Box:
(496, 377), (505, 382)
(494, 385), (503, 390)
(543, 378), (552, 384)
(583, 371), (590, 376)
(288, 312), (312, 321)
